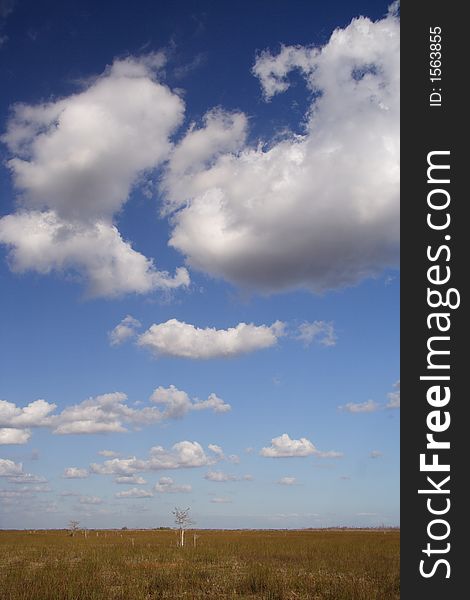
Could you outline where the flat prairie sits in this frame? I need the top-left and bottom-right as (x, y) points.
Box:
(0, 528), (399, 599)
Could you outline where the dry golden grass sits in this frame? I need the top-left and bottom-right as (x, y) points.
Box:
(0, 528), (399, 599)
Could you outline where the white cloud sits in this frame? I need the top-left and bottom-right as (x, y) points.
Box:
(208, 444), (224, 456)
(0, 490), (23, 500)
(0, 490), (24, 499)
(7, 473), (47, 484)
(148, 441), (217, 469)
(0, 54), (189, 297)
(204, 470), (251, 483)
(51, 392), (163, 435)
(314, 450), (343, 459)
(162, 109), (248, 209)
(24, 485), (51, 493)
(115, 475), (147, 485)
(108, 315), (141, 346)
(90, 441), (219, 475)
(210, 496), (232, 504)
(79, 495), (103, 505)
(90, 457), (146, 476)
(0, 458), (23, 476)
(138, 319), (285, 359)
(63, 467), (89, 479)
(0, 384), (228, 441)
(278, 476), (297, 486)
(0, 427), (31, 444)
(260, 434), (316, 457)
(204, 471), (253, 483)
(150, 385), (230, 417)
(0, 393), (157, 437)
(115, 487), (153, 499)
(369, 450), (383, 459)
(339, 400), (379, 413)
(202, 445), (240, 468)
(154, 476), (191, 493)
(191, 394), (231, 413)
(296, 321), (337, 347)
(0, 211), (190, 298)
(98, 450), (120, 458)
(0, 485), (51, 498)
(204, 470), (236, 482)
(386, 380), (400, 408)
(164, 109), (247, 183)
(2, 55), (176, 220)
(0, 398), (56, 427)
(260, 433), (341, 458)
(339, 382), (399, 413)
(163, 12), (399, 294)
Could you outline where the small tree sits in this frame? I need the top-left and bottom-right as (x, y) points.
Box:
(172, 507), (193, 548)
(68, 520), (80, 536)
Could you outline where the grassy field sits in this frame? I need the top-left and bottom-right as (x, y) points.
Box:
(0, 528), (399, 600)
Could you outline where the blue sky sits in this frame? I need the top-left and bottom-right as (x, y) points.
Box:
(0, 0), (399, 529)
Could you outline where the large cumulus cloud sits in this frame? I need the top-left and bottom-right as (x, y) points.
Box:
(0, 54), (189, 297)
(163, 11), (399, 293)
